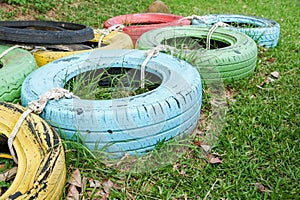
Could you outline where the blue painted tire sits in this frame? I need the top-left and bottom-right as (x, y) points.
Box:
(192, 14), (280, 48)
(136, 26), (257, 82)
(21, 49), (202, 158)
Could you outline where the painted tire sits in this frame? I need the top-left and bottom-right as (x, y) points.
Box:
(136, 26), (257, 82)
(33, 29), (134, 67)
(0, 20), (94, 44)
(21, 49), (202, 158)
(103, 13), (190, 45)
(0, 102), (66, 200)
(0, 45), (37, 103)
(192, 14), (280, 48)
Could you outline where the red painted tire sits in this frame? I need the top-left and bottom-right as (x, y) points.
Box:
(103, 13), (190, 45)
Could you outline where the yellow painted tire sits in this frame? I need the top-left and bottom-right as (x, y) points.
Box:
(33, 30), (134, 67)
(0, 102), (66, 200)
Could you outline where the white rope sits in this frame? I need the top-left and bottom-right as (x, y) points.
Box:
(206, 22), (229, 50)
(0, 45), (20, 60)
(140, 45), (176, 88)
(0, 45), (47, 61)
(178, 15), (207, 23)
(97, 24), (125, 47)
(8, 88), (79, 164)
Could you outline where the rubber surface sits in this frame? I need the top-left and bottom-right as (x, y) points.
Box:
(34, 29), (134, 67)
(0, 102), (66, 200)
(136, 26), (257, 82)
(0, 45), (37, 103)
(0, 20), (94, 44)
(103, 13), (191, 45)
(192, 14), (280, 48)
(21, 49), (202, 158)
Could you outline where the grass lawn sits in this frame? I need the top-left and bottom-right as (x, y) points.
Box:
(0, 0), (299, 199)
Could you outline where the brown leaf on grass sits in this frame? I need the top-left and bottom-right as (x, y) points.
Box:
(102, 179), (114, 194)
(270, 71), (279, 78)
(193, 140), (203, 147)
(86, 179), (114, 200)
(172, 162), (181, 171)
(255, 182), (266, 192)
(67, 185), (80, 200)
(0, 163), (5, 169)
(201, 144), (211, 152)
(209, 157), (223, 164)
(67, 169), (82, 200)
(87, 190), (108, 200)
(265, 58), (275, 63)
(89, 179), (101, 188)
(68, 169), (82, 187)
(0, 167), (17, 182)
(207, 154), (222, 164)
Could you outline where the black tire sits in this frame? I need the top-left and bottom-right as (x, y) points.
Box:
(21, 49), (202, 158)
(0, 20), (94, 44)
(136, 26), (257, 83)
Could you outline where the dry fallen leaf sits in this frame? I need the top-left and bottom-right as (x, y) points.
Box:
(102, 179), (114, 194)
(172, 162), (181, 171)
(265, 58), (275, 63)
(0, 167), (17, 182)
(207, 154), (222, 164)
(68, 168), (82, 187)
(89, 179), (102, 188)
(193, 140), (203, 147)
(67, 184), (80, 200)
(201, 144), (211, 152)
(255, 182), (266, 192)
(67, 169), (82, 200)
(209, 157), (223, 164)
(270, 71), (279, 78)
(87, 190), (108, 200)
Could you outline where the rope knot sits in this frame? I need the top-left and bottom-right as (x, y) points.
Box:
(8, 88), (78, 163)
(140, 45), (176, 88)
(206, 22), (229, 50)
(179, 15), (208, 23)
(98, 24), (125, 47)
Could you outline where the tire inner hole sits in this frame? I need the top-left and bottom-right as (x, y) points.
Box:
(222, 22), (261, 28)
(64, 67), (162, 100)
(122, 21), (167, 26)
(162, 36), (230, 50)
(0, 134), (17, 194)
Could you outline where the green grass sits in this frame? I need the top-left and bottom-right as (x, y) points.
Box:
(64, 67), (161, 100)
(0, 0), (299, 199)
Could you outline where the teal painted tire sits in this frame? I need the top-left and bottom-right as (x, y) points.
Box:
(192, 14), (280, 48)
(0, 45), (37, 103)
(136, 26), (257, 83)
(21, 49), (202, 158)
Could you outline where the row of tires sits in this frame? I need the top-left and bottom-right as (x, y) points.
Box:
(0, 25), (258, 103)
(0, 13), (280, 49)
(0, 13), (279, 199)
(0, 12), (276, 156)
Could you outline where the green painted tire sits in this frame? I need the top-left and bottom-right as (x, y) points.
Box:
(136, 26), (257, 83)
(0, 45), (37, 103)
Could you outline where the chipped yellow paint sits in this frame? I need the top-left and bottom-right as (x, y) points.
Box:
(0, 102), (66, 200)
(34, 29), (134, 67)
